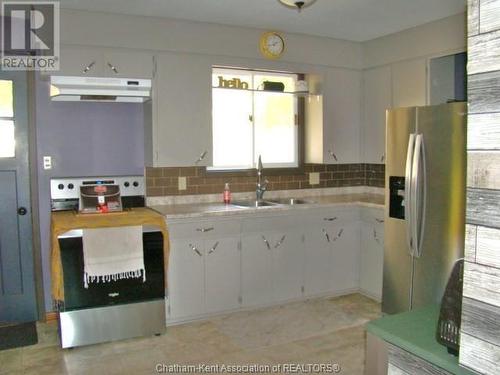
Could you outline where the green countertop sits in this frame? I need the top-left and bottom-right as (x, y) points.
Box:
(366, 305), (474, 375)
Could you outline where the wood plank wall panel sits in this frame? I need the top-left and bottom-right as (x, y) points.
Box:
(468, 30), (500, 75)
(461, 1), (500, 373)
(476, 226), (500, 268)
(466, 188), (500, 227)
(480, 0), (500, 34)
(462, 297), (500, 347)
(463, 262), (500, 308)
(460, 333), (500, 374)
(467, 151), (500, 188)
(464, 224), (477, 262)
(468, 71), (500, 113)
(468, 0), (480, 36)
(467, 113), (500, 149)
(387, 345), (452, 375)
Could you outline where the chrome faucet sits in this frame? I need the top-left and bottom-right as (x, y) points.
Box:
(256, 155), (269, 200)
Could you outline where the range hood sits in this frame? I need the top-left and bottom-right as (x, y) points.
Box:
(50, 76), (151, 103)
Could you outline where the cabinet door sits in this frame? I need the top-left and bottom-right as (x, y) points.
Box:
(360, 221), (384, 300)
(154, 52), (212, 167)
(241, 233), (273, 307)
(363, 66), (391, 163)
(323, 68), (362, 163)
(392, 59), (427, 108)
(272, 232), (304, 302)
(331, 222), (361, 293)
(205, 236), (241, 313)
(168, 239), (204, 319)
(55, 46), (103, 76)
(102, 50), (153, 79)
(304, 227), (332, 296)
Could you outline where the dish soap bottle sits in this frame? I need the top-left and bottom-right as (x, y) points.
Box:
(223, 182), (231, 204)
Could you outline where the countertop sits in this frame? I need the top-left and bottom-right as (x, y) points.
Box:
(149, 193), (384, 220)
(366, 305), (474, 375)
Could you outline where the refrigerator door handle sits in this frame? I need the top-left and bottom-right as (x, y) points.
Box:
(412, 134), (427, 258)
(404, 134), (416, 255)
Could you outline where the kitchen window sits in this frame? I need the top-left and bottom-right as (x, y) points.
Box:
(211, 67), (301, 171)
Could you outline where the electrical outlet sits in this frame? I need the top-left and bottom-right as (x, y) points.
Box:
(309, 172), (320, 185)
(43, 156), (52, 170)
(178, 176), (187, 190)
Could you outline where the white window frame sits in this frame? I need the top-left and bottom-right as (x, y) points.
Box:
(209, 67), (299, 171)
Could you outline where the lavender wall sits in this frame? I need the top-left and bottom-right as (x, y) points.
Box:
(35, 76), (145, 310)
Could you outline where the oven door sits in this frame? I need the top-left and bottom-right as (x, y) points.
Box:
(59, 227), (164, 311)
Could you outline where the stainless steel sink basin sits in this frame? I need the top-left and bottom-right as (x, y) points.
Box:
(231, 200), (279, 208)
(267, 198), (315, 205)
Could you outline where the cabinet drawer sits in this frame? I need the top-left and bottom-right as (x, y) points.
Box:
(169, 219), (241, 239)
(299, 207), (360, 226)
(242, 214), (298, 233)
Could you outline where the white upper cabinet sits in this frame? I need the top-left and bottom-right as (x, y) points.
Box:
(362, 65), (392, 164)
(53, 45), (153, 78)
(323, 68), (362, 164)
(306, 68), (362, 164)
(101, 50), (154, 79)
(151, 52), (212, 167)
(391, 58), (427, 108)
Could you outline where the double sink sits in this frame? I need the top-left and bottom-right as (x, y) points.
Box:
(231, 198), (315, 208)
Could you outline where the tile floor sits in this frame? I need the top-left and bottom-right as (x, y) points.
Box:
(0, 294), (380, 375)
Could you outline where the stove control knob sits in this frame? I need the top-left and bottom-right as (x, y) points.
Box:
(68, 183), (74, 189)
(58, 184), (64, 190)
(133, 181), (139, 187)
(124, 182), (130, 187)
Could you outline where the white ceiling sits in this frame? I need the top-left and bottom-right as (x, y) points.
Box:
(56, 0), (466, 42)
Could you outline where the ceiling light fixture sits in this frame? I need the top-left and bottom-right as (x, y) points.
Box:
(278, 0), (317, 12)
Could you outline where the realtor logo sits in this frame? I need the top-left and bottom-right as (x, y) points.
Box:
(1, 1), (60, 70)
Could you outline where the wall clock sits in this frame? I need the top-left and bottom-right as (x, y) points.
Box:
(259, 32), (285, 59)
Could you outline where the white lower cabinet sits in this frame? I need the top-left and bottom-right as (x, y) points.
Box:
(359, 208), (385, 301)
(241, 232), (274, 307)
(167, 220), (241, 322)
(167, 205), (383, 323)
(205, 235), (241, 314)
(271, 231), (304, 303)
(304, 210), (360, 297)
(168, 238), (204, 320)
(241, 217), (304, 308)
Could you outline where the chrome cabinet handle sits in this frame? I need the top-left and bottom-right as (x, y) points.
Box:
(107, 62), (119, 74)
(196, 227), (214, 233)
(323, 217), (337, 221)
(262, 235), (271, 250)
(195, 150), (208, 164)
(373, 229), (382, 245)
(327, 149), (338, 161)
(375, 218), (384, 223)
(208, 241), (219, 254)
(274, 235), (286, 249)
(332, 228), (344, 242)
(189, 243), (202, 257)
(108, 292), (119, 298)
(322, 229), (330, 243)
(83, 61), (95, 73)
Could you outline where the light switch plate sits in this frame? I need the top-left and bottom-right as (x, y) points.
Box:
(309, 172), (320, 185)
(43, 156), (52, 170)
(178, 176), (187, 190)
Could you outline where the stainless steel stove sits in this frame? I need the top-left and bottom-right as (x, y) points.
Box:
(50, 175), (166, 348)
(50, 175), (145, 212)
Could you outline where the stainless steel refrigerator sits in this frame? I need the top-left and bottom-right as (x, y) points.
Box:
(382, 102), (466, 314)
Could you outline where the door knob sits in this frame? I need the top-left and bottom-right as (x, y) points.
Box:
(17, 207), (27, 215)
